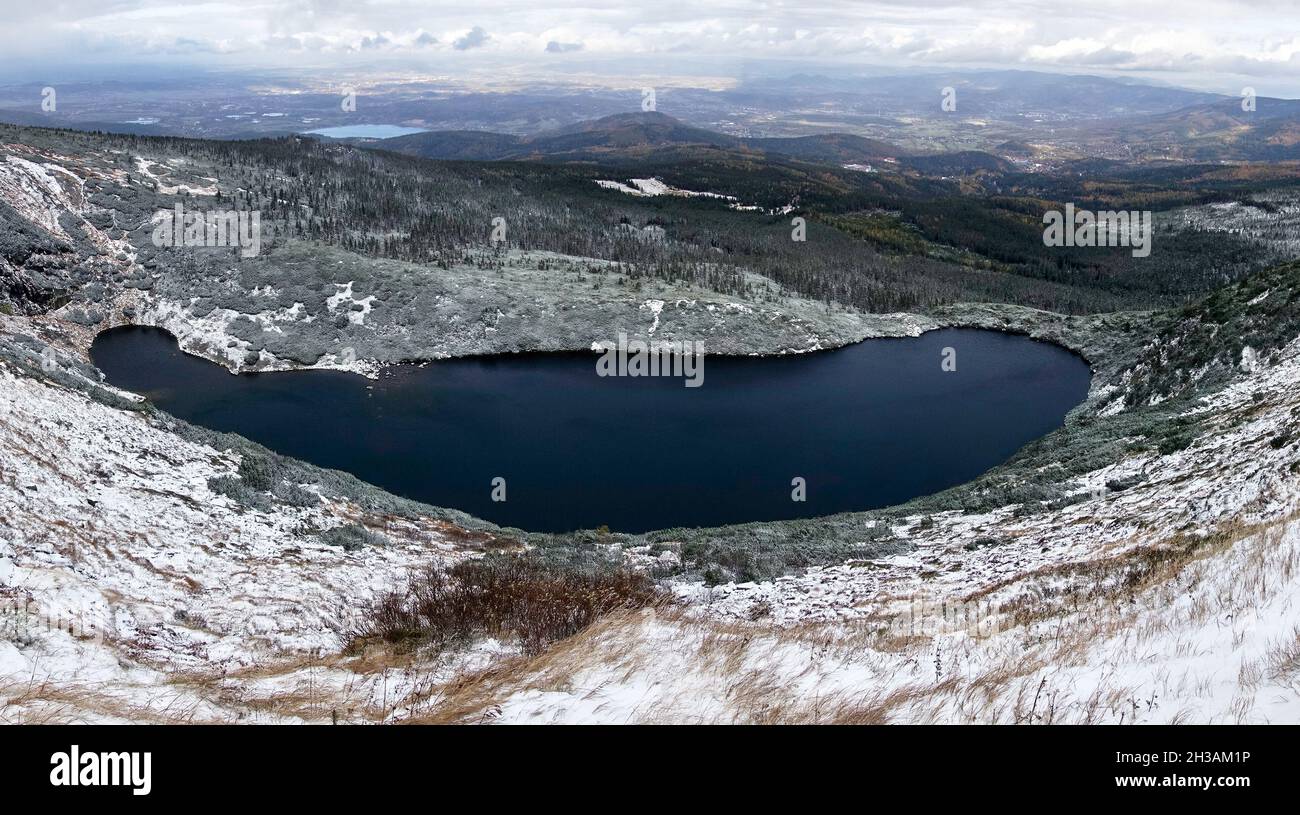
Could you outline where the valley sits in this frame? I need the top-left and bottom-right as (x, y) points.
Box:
(4, 67), (1300, 726)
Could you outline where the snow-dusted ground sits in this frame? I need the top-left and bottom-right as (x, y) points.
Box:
(0, 362), (485, 722)
(0, 141), (912, 382)
(465, 513), (1300, 724)
(2, 317), (1298, 722)
(693, 336), (1300, 624)
(594, 176), (793, 214)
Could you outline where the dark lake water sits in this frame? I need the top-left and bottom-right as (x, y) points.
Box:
(91, 326), (1090, 533)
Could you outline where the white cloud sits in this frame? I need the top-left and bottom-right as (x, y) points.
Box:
(2, 1), (1298, 94)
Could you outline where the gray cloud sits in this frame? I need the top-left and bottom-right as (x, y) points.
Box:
(453, 26), (490, 51)
(545, 40), (583, 53)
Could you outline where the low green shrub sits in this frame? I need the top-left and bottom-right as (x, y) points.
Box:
(318, 524), (386, 552)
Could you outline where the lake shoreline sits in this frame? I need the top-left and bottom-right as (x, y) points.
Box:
(92, 324), (1092, 534)
(94, 300), (1105, 387)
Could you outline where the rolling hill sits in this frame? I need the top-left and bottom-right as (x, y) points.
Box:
(366, 111), (910, 166)
(1094, 97), (1300, 161)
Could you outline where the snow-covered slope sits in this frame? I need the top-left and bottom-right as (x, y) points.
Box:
(0, 360), (487, 722)
(0, 132), (935, 379)
(2, 311), (1298, 722)
(435, 514), (1300, 724)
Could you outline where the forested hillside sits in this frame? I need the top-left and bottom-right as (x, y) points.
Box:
(5, 122), (1296, 325)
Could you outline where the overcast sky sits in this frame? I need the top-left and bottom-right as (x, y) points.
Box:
(2, 1), (1298, 94)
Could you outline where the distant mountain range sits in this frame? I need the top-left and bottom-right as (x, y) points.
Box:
(2, 67), (1298, 165)
(1092, 97), (1300, 161)
(355, 111), (1031, 178)
(365, 112), (912, 167)
(733, 69), (1224, 119)
(365, 95), (1300, 171)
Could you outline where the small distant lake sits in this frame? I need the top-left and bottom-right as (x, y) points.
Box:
(305, 125), (428, 139)
(91, 327), (1090, 534)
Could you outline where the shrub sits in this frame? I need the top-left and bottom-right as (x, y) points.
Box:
(1106, 475), (1144, 492)
(237, 452), (282, 491)
(274, 481), (321, 508)
(964, 536), (1004, 551)
(207, 474), (272, 512)
(348, 558), (669, 656)
(1157, 431), (1194, 455)
(318, 523), (385, 552)
(702, 565), (728, 587)
(209, 451), (321, 510)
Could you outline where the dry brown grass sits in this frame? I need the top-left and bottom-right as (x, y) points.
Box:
(348, 558), (672, 658)
(1, 675), (208, 724)
(384, 513), (1299, 725)
(814, 516), (1296, 724)
(9, 507), (1290, 726)
(399, 606), (665, 724)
